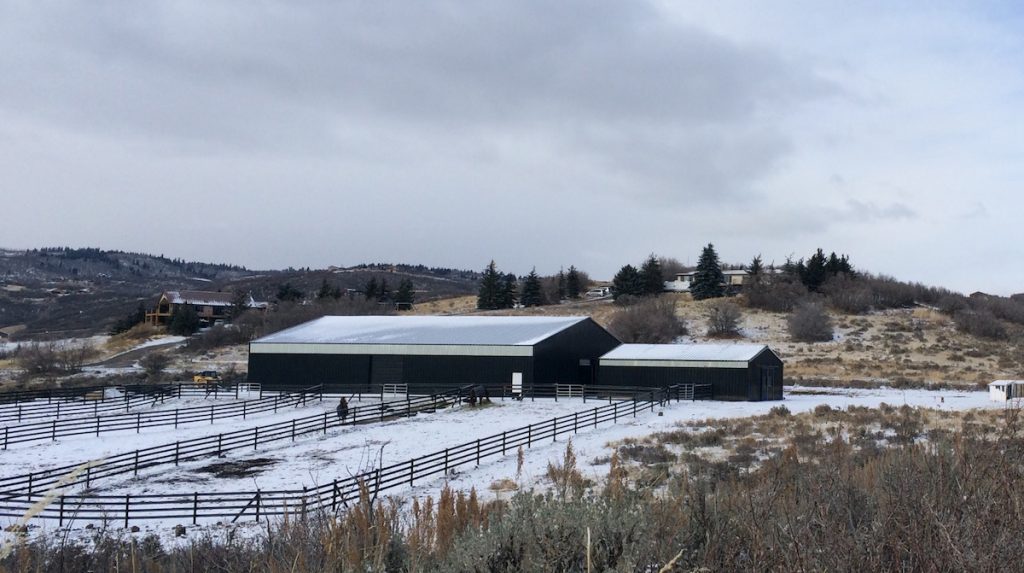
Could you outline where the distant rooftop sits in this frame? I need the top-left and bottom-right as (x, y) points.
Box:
(252, 315), (590, 346)
(165, 290), (266, 308)
(602, 343), (771, 362)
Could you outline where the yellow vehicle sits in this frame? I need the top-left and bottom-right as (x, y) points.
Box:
(193, 370), (221, 384)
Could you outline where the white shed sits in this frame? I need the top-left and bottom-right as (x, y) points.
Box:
(988, 380), (1024, 402)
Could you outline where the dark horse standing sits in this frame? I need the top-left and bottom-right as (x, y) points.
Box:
(336, 397), (349, 422)
(464, 385), (490, 406)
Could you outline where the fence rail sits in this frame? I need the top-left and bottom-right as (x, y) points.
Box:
(0, 388), (468, 497)
(0, 383), (262, 423)
(1, 386), (324, 449)
(0, 388), (678, 526)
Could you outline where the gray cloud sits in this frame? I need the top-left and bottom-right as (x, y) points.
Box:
(836, 199), (917, 222)
(1, 2), (1020, 295)
(0, 1), (831, 200)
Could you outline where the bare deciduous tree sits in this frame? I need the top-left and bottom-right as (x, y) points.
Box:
(607, 297), (687, 343)
(787, 301), (834, 342)
(706, 300), (742, 338)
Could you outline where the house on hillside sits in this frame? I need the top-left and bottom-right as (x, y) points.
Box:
(145, 290), (268, 327)
(663, 269), (751, 293)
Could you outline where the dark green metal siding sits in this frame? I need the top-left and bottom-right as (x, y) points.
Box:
(533, 319), (621, 385)
(249, 352), (533, 393)
(598, 348), (784, 401)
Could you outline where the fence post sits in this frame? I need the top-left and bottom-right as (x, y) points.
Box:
(51, 420), (56, 441)
(301, 486), (308, 521)
(476, 439), (481, 465)
(27, 473), (32, 497)
(59, 495), (65, 526)
(3, 426), (6, 450)
(291, 420), (296, 441)
(218, 434), (223, 454)
(444, 449), (449, 474)
(210, 405), (215, 424)
(86, 465), (91, 488)
(614, 403), (618, 422)
(331, 479), (338, 511)
(174, 409), (178, 429)
(324, 412), (328, 434)
(254, 427), (259, 450)
(175, 442), (180, 466)
(134, 450), (139, 476)
(124, 494), (130, 529)
(243, 401), (247, 420)
(137, 412), (141, 433)
(527, 424), (532, 448)
(255, 490), (261, 522)
(502, 431), (506, 455)
(574, 412), (578, 434)
(193, 492), (198, 524)
(553, 418), (557, 442)
(633, 400), (637, 418)
(594, 407), (598, 428)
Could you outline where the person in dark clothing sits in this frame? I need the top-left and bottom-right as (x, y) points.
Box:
(336, 397), (349, 422)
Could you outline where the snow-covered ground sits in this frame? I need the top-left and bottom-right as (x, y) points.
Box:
(0, 386), (1003, 545)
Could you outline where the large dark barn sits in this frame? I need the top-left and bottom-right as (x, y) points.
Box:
(248, 315), (621, 392)
(598, 344), (784, 401)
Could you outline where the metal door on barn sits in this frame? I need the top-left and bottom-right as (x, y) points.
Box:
(759, 366), (779, 400)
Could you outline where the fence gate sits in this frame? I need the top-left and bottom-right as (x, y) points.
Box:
(382, 384), (408, 398)
(556, 384), (584, 398)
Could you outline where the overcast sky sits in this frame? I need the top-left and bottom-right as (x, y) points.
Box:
(1, 1), (1021, 294)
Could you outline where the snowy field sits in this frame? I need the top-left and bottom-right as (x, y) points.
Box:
(0, 385), (1004, 546)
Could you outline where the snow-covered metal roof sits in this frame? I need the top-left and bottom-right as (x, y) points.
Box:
(989, 380), (1024, 386)
(601, 343), (771, 363)
(252, 316), (591, 346)
(164, 291), (266, 308)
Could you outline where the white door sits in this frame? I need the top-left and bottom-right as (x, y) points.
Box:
(511, 372), (523, 395)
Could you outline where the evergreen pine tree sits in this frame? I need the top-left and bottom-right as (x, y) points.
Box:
(316, 279), (333, 300)
(477, 261), (503, 310)
(557, 269), (567, 302)
(168, 304), (200, 336)
(394, 278), (415, 308)
(275, 282), (303, 302)
(639, 254), (664, 296)
(566, 266), (582, 299)
(364, 277), (379, 301)
(612, 264), (642, 300)
(690, 243), (725, 300)
(825, 252), (842, 276)
(802, 249), (828, 292)
(520, 268), (544, 307)
(378, 279), (390, 302)
(749, 254), (764, 278)
(501, 273), (518, 308)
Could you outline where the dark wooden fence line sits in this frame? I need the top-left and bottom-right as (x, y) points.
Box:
(0, 387), (690, 525)
(0, 383), (262, 423)
(0, 385), (324, 449)
(0, 388), (465, 496)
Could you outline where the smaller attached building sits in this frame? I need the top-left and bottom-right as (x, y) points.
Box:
(989, 380), (1024, 402)
(599, 343), (784, 401)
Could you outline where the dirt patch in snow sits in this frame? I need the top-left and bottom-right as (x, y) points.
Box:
(198, 458), (278, 479)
